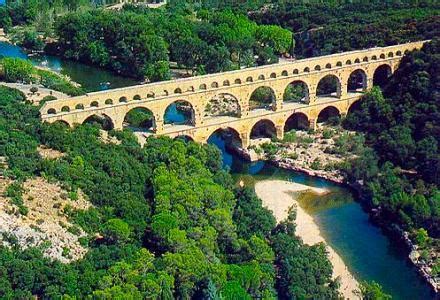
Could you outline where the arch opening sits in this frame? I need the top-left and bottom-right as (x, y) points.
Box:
(249, 86), (276, 111)
(164, 100), (195, 126)
(75, 104), (84, 110)
(53, 120), (70, 127)
(373, 64), (392, 88)
(250, 119), (276, 140)
(283, 80), (309, 104)
(284, 112), (310, 132)
(347, 69), (367, 93)
(61, 106), (70, 112)
(207, 127), (243, 149)
(317, 106), (341, 125)
(123, 107), (155, 133)
(207, 127), (243, 167)
(317, 75), (341, 99)
(174, 135), (194, 143)
(204, 93), (241, 118)
(82, 114), (114, 131)
(347, 100), (362, 117)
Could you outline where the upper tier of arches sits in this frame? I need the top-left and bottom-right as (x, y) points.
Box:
(44, 62), (391, 117)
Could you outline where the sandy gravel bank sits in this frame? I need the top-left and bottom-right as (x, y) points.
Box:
(255, 180), (360, 299)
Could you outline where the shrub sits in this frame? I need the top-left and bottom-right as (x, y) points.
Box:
(322, 129), (334, 139)
(283, 131), (297, 143)
(310, 158), (321, 170)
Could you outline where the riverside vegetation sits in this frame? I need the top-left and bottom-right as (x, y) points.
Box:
(0, 84), (350, 298)
(1, 1), (438, 83)
(0, 57), (85, 96)
(254, 39), (440, 291)
(0, 0), (437, 298)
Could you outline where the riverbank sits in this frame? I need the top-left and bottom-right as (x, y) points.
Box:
(0, 82), (68, 103)
(254, 180), (361, 299)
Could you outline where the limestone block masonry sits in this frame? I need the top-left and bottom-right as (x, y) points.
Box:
(40, 41), (428, 148)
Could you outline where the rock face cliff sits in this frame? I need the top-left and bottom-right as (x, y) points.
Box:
(0, 176), (91, 263)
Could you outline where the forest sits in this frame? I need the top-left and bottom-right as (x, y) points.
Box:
(0, 1), (438, 298)
(4, 1), (438, 83)
(343, 39), (439, 241)
(0, 84), (342, 298)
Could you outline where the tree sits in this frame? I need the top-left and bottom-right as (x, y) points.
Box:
(256, 25), (293, 55)
(102, 219), (132, 244)
(357, 281), (391, 300)
(415, 228), (429, 247)
(30, 86), (38, 95)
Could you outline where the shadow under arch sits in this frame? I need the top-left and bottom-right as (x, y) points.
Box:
(250, 119), (276, 139)
(347, 69), (368, 93)
(373, 64), (392, 88)
(164, 100), (195, 126)
(204, 93), (241, 118)
(123, 107), (156, 133)
(82, 114), (114, 131)
(284, 112), (310, 132)
(317, 106), (341, 125)
(317, 74), (342, 99)
(283, 80), (310, 104)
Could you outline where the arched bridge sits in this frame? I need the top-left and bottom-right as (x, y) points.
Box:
(40, 41), (427, 148)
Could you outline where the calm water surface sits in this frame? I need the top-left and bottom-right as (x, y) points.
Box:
(208, 132), (434, 300)
(0, 42), (139, 92)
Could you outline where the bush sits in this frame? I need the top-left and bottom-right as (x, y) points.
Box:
(283, 131), (297, 143)
(322, 129), (334, 139)
(310, 158), (321, 170)
(261, 142), (278, 158)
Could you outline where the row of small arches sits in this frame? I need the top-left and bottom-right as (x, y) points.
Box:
(165, 50), (405, 97)
(163, 49), (406, 96)
(51, 49), (408, 113)
(47, 65), (391, 115)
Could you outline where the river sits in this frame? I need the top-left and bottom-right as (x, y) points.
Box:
(0, 42), (139, 92)
(208, 132), (434, 300)
(2, 40), (434, 299)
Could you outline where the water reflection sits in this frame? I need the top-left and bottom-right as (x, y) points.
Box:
(0, 42), (139, 92)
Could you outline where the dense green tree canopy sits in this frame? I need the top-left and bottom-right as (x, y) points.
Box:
(0, 84), (339, 298)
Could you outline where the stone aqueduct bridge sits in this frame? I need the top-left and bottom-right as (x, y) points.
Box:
(40, 41), (426, 148)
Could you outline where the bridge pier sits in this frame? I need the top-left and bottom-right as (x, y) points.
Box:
(276, 125), (284, 141)
(274, 100), (283, 111)
(309, 118), (317, 131)
(240, 132), (250, 149)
